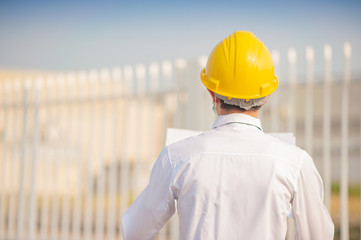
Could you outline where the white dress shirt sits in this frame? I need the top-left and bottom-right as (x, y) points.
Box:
(121, 113), (334, 239)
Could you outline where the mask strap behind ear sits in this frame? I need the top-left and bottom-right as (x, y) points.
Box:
(212, 96), (218, 116)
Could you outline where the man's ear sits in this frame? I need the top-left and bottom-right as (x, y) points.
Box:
(207, 89), (216, 102)
(264, 95), (271, 104)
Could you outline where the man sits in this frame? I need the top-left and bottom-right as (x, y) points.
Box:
(121, 31), (334, 239)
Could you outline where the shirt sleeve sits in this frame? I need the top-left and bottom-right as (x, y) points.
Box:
(291, 152), (334, 240)
(121, 147), (176, 240)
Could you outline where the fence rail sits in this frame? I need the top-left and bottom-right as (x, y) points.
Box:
(0, 42), (360, 240)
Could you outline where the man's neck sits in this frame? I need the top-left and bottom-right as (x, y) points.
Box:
(218, 109), (259, 118)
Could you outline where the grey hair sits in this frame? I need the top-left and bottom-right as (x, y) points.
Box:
(214, 93), (268, 111)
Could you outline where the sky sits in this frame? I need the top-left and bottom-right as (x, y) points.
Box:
(0, 0), (360, 80)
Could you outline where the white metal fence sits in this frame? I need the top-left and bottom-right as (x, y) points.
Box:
(0, 42), (360, 240)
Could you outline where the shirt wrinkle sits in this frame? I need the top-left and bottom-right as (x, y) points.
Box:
(172, 151), (303, 170)
(292, 151), (307, 195)
(165, 147), (178, 206)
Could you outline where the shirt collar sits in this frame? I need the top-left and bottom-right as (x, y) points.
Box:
(212, 113), (263, 131)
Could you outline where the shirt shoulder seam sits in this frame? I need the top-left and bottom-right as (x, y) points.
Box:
(188, 152), (303, 169)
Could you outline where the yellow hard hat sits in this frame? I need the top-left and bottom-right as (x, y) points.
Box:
(200, 31), (278, 100)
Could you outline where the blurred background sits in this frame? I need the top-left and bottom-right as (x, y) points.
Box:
(0, 0), (360, 239)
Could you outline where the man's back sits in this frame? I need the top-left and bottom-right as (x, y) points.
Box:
(121, 113), (334, 239)
(170, 116), (299, 239)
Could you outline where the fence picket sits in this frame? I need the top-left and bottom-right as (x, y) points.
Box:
(305, 46), (314, 156)
(16, 81), (29, 240)
(323, 44), (332, 210)
(28, 79), (41, 240)
(287, 48), (297, 135)
(271, 50), (280, 132)
(340, 42), (351, 240)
